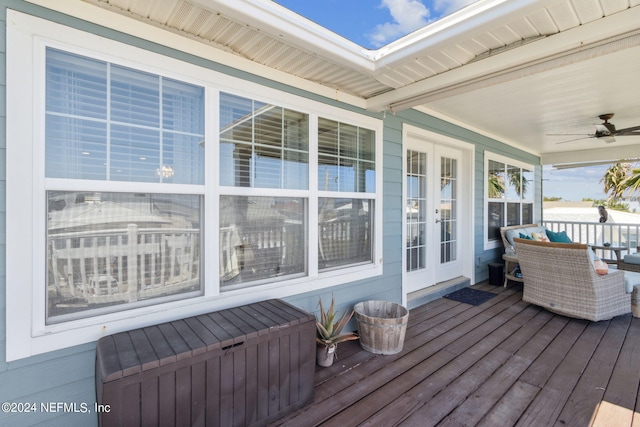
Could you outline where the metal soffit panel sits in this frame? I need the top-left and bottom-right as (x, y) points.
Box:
(85, 0), (636, 99)
(78, 0), (639, 160)
(84, 0), (388, 98)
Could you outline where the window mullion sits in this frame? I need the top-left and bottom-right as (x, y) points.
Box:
(159, 76), (163, 184)
(309, 114), (319, 277)
(206, 88), (220, 297)
(106, 63), (111, 181)
(281, 108), (285, 189)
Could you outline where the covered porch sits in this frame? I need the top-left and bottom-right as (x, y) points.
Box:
(275, 282), (640, 426)
(3, 1), (640, 426)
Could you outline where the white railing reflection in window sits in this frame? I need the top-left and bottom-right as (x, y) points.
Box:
(219, 196), (306, 289)
(46, 191), (202, 322)
(48, 226), (200, 319)
(319, 199), (372, 270)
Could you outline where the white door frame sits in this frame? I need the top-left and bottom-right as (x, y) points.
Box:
(401, 124), (475, 307)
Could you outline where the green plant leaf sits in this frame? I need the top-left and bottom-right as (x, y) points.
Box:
(315, 295), (358, 346)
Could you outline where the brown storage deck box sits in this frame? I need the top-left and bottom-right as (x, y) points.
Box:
(95, 299), (316, 426)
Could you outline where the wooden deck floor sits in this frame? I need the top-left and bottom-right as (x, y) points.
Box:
(272, 282), (640, 427)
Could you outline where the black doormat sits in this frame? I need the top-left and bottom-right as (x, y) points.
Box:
(443, 288), (497, 306)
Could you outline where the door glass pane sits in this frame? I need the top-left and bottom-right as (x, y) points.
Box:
(440, 157), (457, 264)
(406, 149), (427, 272)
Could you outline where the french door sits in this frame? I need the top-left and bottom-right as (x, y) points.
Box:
(404, 140), (463, 294)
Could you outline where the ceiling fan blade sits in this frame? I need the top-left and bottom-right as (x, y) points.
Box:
(554, 135), (594, 144)
(552, 158), (640, 169)
(615, 125), (640, 136)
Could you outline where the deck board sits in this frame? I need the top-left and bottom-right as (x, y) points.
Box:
(271, 283), (640, 426)
(592, 318), (640, 426)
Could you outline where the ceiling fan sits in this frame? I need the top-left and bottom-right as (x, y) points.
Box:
(550, 114), (640, 144)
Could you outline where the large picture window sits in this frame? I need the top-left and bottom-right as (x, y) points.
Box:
(486, 154), (534, 245)
(44, 48), (205, 323)
(6, 13), (382, 360)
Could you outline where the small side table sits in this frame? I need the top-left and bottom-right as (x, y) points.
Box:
(591, 245), (625, 267)
(502, 253), (523, 287)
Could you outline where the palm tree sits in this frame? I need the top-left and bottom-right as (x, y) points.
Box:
(621, 167), (640, 195)
(601, 162), (631, 202)
(508, 168), (529, 198)
(488, 172), (505, 199)
(487, 167), (529, 199)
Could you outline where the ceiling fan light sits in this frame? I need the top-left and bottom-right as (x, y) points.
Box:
(601, 136), (616, 144)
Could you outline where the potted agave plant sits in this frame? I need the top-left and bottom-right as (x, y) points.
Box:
(315, 296), (359, 367)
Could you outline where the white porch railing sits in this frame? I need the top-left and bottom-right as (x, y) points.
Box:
(543, 220), (640, 260)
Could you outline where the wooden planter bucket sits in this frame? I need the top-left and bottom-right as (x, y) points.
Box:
(354, 300), (409, 355)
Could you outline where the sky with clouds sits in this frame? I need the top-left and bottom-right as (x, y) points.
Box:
(273, 0), (615, 201)
(275, 0), (478, 48)
(543, 165), (610, 202)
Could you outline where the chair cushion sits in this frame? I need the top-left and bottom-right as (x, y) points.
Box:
(623, 270), (640, 293)
(624, 253), (640, 265)
(545, 229), (573, 243)
(531, 232), (549, 242)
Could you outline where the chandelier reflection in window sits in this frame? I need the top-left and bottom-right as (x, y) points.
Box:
(156, 165), (174, 178)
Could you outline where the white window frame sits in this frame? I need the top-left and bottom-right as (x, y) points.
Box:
(6, 11), (383, 361)
(484, 152), (535, 250)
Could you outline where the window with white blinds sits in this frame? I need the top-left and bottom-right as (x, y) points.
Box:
(318, 118), (375, 192)
(219, 92), (309, 189)
(45, 48), (205, 184)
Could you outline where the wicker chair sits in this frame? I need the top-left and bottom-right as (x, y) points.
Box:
(499, 223), (539, 251)
(513, 238), (631, 321)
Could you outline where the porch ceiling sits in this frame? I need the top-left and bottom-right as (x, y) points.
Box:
(76, 0), (640, 165)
